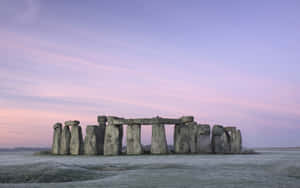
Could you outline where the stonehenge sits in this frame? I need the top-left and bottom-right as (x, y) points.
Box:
(104, 116), (123, 155)
(151, 123), (168, 154)
(52, 123), (62, 154)
(60, 125), (71, 155)
(196, 124), (212, 153)
(70, 121), (84, 155)
(126, 124), (143, 155)
(51, 115), (243, 156)
(84, 126), (99, 155)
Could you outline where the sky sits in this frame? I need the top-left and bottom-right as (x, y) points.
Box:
(0, 0), (299, 148)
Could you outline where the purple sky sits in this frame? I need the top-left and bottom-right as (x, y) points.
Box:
(0, 0), (299, 148)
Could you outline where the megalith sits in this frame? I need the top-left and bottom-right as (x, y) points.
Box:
(174, 123), (190, 154)
(237, 129), (242, 153)
(221, 130), (230, 153)
(69, 121), (84, 155)
(96, 125), (105, 155)
(60, 125), (71, 155)
(84, 125), (99, 155)
(126, 124), (143, 155)
(225, 127), (238, 153)
(188, 122), (198, 153)
(103, 116), (123, 155)
(52, 122), (62, 154)
(151, 123), (168, 154)
(212, 125), (225, 154)
(196, 124), (212, 153)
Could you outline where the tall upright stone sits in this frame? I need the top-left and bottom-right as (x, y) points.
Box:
(225, 127), (238, 153)
(127, 124), (143, 155)
(237, 129), (242, 153)
(196, 124), (212, 153)
(103, 116), (123, 156)
(52, 123), (62, 155)
(151, 123), (168, 154)
(60, 125), (71, 155)
(188, 122), (198, 153)
(212, 125), (225, 154)
(96, 125), (105, 155)
(84, 125), (99, 155)
(174, 123), (190, 154)
(69, 121), (84, 155)
(221, 130), (230, 153)
(97, 116), (106, 155)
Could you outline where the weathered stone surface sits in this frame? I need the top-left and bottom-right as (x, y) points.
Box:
(174, 123), (190, 153)
(212, 125), (231, 154)
(196, 124), (212, 153)
(60, 125), (71, 155)
(237, 129), (242, 152)
(97, 116), (107, 125)
(212, 125), (224, 136)
(104, 117), (123, 155)
(70, 125), (84, 155)
(225, 127), (238, 153)
(52, 123), (62, 154)
(126, 124), (143, 155)
(188, 122), (198, 153)
(105, 116), (194, 125)
(84, 126), (99, 155)
(212, 125), (225, 154)
(180, 116), (194, 123)
(151, 123), (168, 154)
(96, 125), (105, 155)
(221, 131), (231, 153)
(64, 120), (80, 126)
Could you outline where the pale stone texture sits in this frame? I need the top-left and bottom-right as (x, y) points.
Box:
(188, 122), (198, 153)
(84, 126), (99, 155)
(96, 125), (105, 155)
(174, 123), (190, 154)
(151, 123), (168, 154)
(126, 124), (143, 155)
(52, 123), (62, 155)
(221, 131), (231, 153)
(60, 125), (71, 155)
(212, 125), (225, 154)
(103, 118), (123, 155)
(196, 124), (212, 153)
(70, 125), (84, 155)
(64, 120), (80, 126)
(225, 127), (239, 153)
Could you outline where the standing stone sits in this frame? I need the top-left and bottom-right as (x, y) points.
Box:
(237, 129), (242, 153)
(60, 125), (71, 155)
(225, 127), (238, 153)
(221, 130), (231, 153)
(104, 117), (123, 155)
(127, 124), (143, 155)
(96, 125), (105, 155)
(196, 124), (212, 153)
(84, 126), (99, 155)
(188, 122), (198, 153)
(174, 123), (190, 154)
(212, 125), (225, 154)
(52, 123), (62, 154)
(70, 125), (84, 155)
(151, 123), (168, 154)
